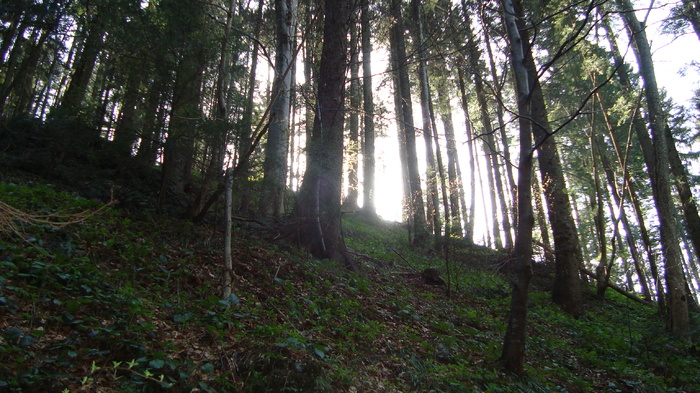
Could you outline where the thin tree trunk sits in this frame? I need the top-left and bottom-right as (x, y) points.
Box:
(533, 173), (553, 263)
(617, 0), (689, 334)
(56, 18), (104, 117)
(238, 0), (265, 214)
(411, 0), (440, 236)
(186, 0), (238, 220)
(590, 128), (608, 297)
(463, 11), (512, 249)
(223, 168), (234, 299)
(600, 12), (665, 309)
(500, 0), (534, 375)
(344, 24), (360, 209)
(361, 0), (377, 217)
(482, 7), (517, 226)
(390, 0), (429, 247)
(457, 68), (476, 243)
(262, 0), (298, 217)
(438, 89), (464, 237)
(593, 99), (652, 300)
(514, 0), (582, 317)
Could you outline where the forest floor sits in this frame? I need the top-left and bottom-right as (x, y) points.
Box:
(1, 167), (699, 392)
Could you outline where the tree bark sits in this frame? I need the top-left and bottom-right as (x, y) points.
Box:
(411, 0), (440, 236)
(56, 17), (104, 117)
(513, 0), (582, 317)
(237, 0), (265, 214)
(617, 0), (689, 335)
(262, 0), (298, 217)
(600, 11), (665, 309)
(463, 11), (512, 249)
(390, 0), (429, 247)
(438, 89), (464, 237)
(457, 68), (476, 243)
(500, 0), (534, 375)
(344, 24), (360, 210)
(360, 0), (377, 217)
(291, 0), (359, 271)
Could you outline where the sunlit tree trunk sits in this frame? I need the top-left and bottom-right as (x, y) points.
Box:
(344, 25), (360, 210)
(262, 0), (298, 217)
(463, 8), (512, 249)
(360, 0), (377, 217)
(390, 0), (429, 247)
(617, 0), (689, 334)
(238, 0), (265, 214)
(457, 68), (476, 243)
(438, 89), (464, 237)
(482, 7), (517, 226)
(411, 0), (440, 236)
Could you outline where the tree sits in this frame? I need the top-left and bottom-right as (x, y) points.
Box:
(462, 6), (512, 249)
(499, 0), (534, 375)
(360, 0), (377, 217)
(344, 23), (361, 210)
(262, 0), (298, 218)
(410, 0), (441, 237)
(389, 0), (429, 247)
(616, 0), (689, 334)
(513, 0), (583, 317)
(291, 0), (359, 271)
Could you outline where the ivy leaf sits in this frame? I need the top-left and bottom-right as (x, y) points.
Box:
(149, 359), (165, 369)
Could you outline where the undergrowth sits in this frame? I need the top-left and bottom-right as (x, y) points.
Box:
(0, 179), (699, 392)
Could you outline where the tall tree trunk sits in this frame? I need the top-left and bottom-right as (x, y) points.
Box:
(113, 72), (143, 157)
(438, 89), (464, 237)
(390, 0), (429, 247)
(457, 68), (476, 243)
(617, 0), (689, 334)
(360, 0), (377, 217)
(159, 50), (204, 206)
(344, 24), (360, 209)
(500, 0), (534, 375)
(513, 0), (582, 317)
(56, 18), (104, 118)
(411, 0), (440, 236)
(238, 0), (265, 214)
(590, 128), (608, 297)
(262, 0), (298, 217)
(482, 6), (518, 226)
(390, 43), (413, 237)
(463, 7), (512, 249)
(593, 96), (652, 301)
(665, 125), (700, 267)
(291, 0), (359, 271)
(137, 80), (167, 166)
(600, 12), (666, 309)
(533, 172), (553, 263)
(187, 0), (238, 220)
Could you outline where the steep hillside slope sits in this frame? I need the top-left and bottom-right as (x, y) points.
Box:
(0, 173), (699, 392)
